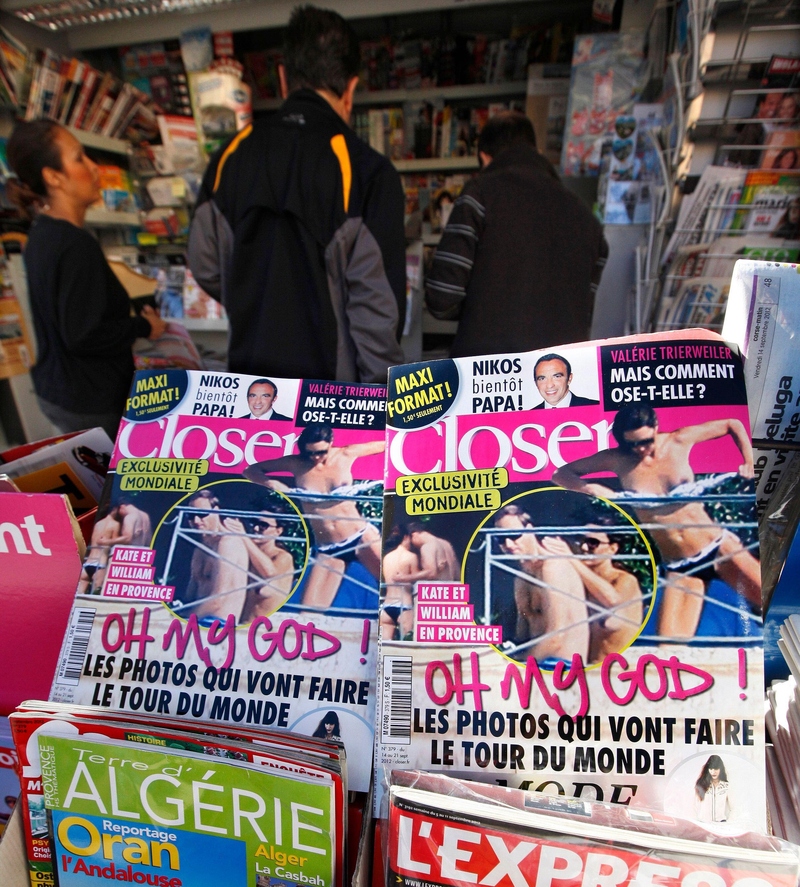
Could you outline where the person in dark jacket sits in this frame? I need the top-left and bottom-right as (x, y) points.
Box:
(425, 112), (608, 358)
(188, 5), (406, 383)
(6, 119), (166, 439)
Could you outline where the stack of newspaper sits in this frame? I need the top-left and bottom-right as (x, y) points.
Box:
(722, 260), (800, 517)
(655, 173), (799, 331)
(384, 771), (800, 887)
(25, 367), (390, 883)
(9, 702), (347, 886)
(766, 671), (800, 844)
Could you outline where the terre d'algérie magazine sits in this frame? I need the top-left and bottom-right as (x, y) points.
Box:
(10, 704), (346, 886)
(36, 730), (339, 887)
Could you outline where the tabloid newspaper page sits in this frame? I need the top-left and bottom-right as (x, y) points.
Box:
(49, 369), (386, 793)
(374, 330), (765, 827)
(722, 260), (800, 517)
(386, 775), (799, 887)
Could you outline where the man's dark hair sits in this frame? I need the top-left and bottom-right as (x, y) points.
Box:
(494, 504), (532, 526)
(248, 378), (277, 397)
(188, 489), (219, 508)
(384, 524), (406, 552)
(477, 111), (536, 160)
(406, 521), (428, 534)
(534, 353), (572, 378)
(586, 516), (624, 549)
(298, 422), (334, 450)
(612, 405), (658, 445)
(283, 5), (361, 97)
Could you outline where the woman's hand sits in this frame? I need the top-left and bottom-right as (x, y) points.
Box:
(141, 305), (168, 339)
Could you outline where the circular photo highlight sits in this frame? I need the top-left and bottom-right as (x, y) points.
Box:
(464, 486), (656, 668)
(152, 479), (309, 626)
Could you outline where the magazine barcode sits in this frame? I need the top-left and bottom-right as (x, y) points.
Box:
(56, 607), (96, 685)
(381, 656), (412, 745)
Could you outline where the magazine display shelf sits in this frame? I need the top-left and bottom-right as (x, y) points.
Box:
(67, 125), (128, 155)
(84, 207), (140, 226)
(395, 155), (480, 172)
(690, 20), (800, 167)
(632, 0), (799, 336)
(67, 127), (143, 233)
(253, 80), (528, 113)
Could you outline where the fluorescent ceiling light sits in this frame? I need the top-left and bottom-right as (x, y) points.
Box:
(11, 0), (244, 30)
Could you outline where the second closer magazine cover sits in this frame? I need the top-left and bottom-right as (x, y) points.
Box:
(374, 329), (766, 828)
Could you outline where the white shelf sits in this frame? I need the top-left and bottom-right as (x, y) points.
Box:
(64, 0), (534, 51)
(394, 156), (479, 172)
(180, 317), (229, 332)
(68, 128), (130, 156)
(85, 208), (141, 226)
(253, 80), (528, 113)
(355, 81), (527, 105)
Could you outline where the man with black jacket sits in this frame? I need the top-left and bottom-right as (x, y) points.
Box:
(188, 6), (405, 382)
(425, 112), (608, 357)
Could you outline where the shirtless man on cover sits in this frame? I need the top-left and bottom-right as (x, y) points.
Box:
(244, 423), (384, 609)
(553, 404), (760, 639)
(78, 504), (120, 593)
(184, 490), (250, 624)
(111, 497), (152, 548)
(541, 525), (643, 662)
(380, 527), (422, 640)
(494, 505), (588, 664)
(407, 522), (459, 582)
(227, 511), (296, 621)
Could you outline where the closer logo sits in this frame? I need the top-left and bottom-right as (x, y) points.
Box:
(0, 514), (51, 556)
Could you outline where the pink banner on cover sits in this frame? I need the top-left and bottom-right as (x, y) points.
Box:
(385, 404), (752, 488)
(110, 546), (156, 565)
(111, 414), (385, 481)
(415, 624), (502, 644)
(102, 581), (175, 602)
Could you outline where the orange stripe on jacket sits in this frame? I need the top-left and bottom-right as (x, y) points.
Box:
(213, 125), (253, 193)
(330, 134), (352, 213)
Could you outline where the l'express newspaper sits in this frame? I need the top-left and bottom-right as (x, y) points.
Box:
(50, 369), (386, 793)
(374, 330), (766, 827)
(386, 772), (800, 887)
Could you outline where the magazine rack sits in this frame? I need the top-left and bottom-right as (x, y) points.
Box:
(635, 1), (799, 336)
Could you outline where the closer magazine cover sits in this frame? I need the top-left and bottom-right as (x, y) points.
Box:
(374, 329), (766, 827)
(49, 369), (386, 795)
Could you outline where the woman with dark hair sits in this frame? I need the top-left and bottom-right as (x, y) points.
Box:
(771, 147), (799, 171)
(694, 754), (732, 822)
(6, 119), (166, 439)
(772, 197), (800, 240)
(312, 711), (341, 741)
